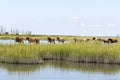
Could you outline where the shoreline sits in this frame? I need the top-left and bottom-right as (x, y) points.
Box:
(0, 56), (120, 64)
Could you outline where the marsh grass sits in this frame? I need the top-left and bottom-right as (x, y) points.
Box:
(0, 41), (120, 64)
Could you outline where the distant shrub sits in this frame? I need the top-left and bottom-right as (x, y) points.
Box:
(4, 32), (9, 35)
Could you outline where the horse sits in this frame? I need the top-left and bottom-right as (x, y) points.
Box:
(74, 38), (90, 43)
(83, 38), (90, 42)
(47, 37), (55, 44)
(74, 38), (80, 43)
(57, 37), (65, 44)
(102, 39), (110, 44)
(15, 37), (24, 43)
(92, 37), (96, 40)
(26, 37), (40, 44)
(108, 38), (118, 43)
(96, 38), (102, 41)
(102, 38), (118, 44)
(92, 37), (102, 41)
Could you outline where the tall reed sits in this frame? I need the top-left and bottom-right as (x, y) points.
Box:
(0, 41), (120, 64)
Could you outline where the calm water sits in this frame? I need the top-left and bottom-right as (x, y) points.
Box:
(0, 61), (120, 80)
(0, 40), (69, 45)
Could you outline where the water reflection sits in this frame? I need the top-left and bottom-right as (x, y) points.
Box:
(0, 61), (120, 74)
(44, 61), (120, 74)
(0, 63), (41, 72)
(0, 61), (120, 80)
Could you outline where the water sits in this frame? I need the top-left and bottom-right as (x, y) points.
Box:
(0, 40), (69, 45)
(0, 39), (15, 44)
(0, 61), (120, 80)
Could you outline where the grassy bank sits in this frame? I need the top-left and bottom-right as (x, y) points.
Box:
(0, 41), (120, 64)
(0, 34), (47, 40)
(0, 34), (74, 40)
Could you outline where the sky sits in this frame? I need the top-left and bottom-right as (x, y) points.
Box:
(0, 0), (120, 36)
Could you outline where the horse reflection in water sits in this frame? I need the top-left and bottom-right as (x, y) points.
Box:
(26, 37), (40, 44)
(47, 37), (55, 44)
(57, 37), (65, 44)
(15, 37), (24, 43)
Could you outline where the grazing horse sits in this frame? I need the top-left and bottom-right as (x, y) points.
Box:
(92, 37), (102, 41)
(57, 37), (65, 43)
(102, 39), (110, 44)
(47, 37), (55, 44)
(83, 38), (90, 42)
(96, 38), (102, 41)
(92, 37), (96, 40)
(26, 37), (40, 44)
(74, 38), (80, 43)
(74, 38), (83, 43)
(102, 38), (118, 44)
(74, 38), (90, 43)
(108, 38), (118, 43)
(15, 37), (24, 43)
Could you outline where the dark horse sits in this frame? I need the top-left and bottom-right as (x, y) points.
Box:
(26, 37), (40, 44)
(102, 38), (118, 44)
(108, 38), (118, 43)
(15, 37), (24, 43)
(57, 37), (65, 43)
(47, 37), (55, 44)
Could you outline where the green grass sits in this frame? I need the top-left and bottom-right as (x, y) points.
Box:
(0, 41), (120, 64)
(0, 34), (73, 40)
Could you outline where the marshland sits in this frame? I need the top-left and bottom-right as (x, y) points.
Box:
(0, 34), (120, 64)
(1, 0), (120, 80)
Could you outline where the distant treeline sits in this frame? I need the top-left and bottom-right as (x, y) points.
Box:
(0, 26), (119, 38)
(0, 26), (32, 35)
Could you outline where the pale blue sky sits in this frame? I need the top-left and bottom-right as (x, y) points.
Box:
(0, 0), (120, 36)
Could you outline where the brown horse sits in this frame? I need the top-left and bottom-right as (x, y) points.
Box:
(102, 38), (118, 44)
(74, 38), (83, 43)
(15, 37), (24, 43)
(57, 37), (65, 43)
(47, 37), (55, 44)
(96, 38), (102, 41)
(26, 37), (40, 44)
(92, 37), (102, 41)
(74, 38), (79, 43)
(108, 38), (118, 43)
(92, 37), (96, 40)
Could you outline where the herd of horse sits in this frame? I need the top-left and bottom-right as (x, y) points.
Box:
(15, 36), (118, 44)
(15, 36), (65, 44)
(74, 37), (118, 44)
